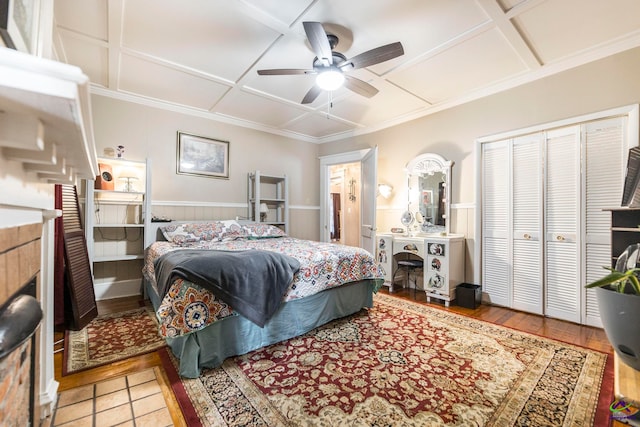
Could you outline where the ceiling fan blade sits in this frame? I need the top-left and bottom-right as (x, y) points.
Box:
(344, 75), (379, 98)
(257, 69), (315, 75)
(303, 21), (333, 65)
(301, 85), (323, 104)
(339, 42), (404, 70)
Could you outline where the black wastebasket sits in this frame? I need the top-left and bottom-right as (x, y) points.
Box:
(456, 283), (481, 309)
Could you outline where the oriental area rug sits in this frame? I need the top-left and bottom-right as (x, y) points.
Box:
(63, 305), (166, 375)
(161, 293), (614, 426)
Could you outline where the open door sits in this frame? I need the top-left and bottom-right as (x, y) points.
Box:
(319, 147), (378, 255)
(360, 147), (377, 255)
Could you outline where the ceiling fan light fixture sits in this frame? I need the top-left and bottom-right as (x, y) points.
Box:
(316, 69), (344, 91)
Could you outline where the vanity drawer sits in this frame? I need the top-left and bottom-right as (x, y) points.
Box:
(392, 239), (425, 258)
(426, 271), (448, 293)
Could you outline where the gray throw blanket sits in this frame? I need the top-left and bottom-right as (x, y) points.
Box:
(154, 249), (300, 327)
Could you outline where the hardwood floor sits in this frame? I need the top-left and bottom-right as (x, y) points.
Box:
(53, 288), (617, 426)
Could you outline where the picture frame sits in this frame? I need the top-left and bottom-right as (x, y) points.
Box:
(0, 0), (41, 54)
(177, 132), (229, 179)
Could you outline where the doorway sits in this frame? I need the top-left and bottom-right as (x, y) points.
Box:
(319, 148), (378, 255)
(329, 163), (361, 246)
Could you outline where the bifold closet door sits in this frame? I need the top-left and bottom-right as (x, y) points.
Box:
(545, 126), (581, 323)
(481, 135), (543, 313)
(482, 116), (630, 325)
(511, 134), (543, 314)
(481, 140), (510, 307)
(583, 117), (627, 326)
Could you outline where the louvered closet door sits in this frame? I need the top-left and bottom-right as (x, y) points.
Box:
(481, 140), (510, 307)
(584, 117), (627, 326)
(545, 126), (580, 323)
(512, 134), (543, 314)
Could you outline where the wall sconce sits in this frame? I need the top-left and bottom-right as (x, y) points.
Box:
(348, 178), (357, 202)
(378, 183), (393, 199)
(259, 203), (269, 221)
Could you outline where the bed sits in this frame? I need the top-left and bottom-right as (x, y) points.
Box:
(143, 220), (384, 378)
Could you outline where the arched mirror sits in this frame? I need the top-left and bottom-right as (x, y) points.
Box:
(405, 153), (452, 235)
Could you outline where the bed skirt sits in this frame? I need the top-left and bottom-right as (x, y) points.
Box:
(146, 279), (376, 378)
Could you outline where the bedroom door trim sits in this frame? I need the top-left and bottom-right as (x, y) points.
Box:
(319, 147), (378, 253)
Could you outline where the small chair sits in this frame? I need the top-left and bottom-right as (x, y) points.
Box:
(392, 258), (424, 295)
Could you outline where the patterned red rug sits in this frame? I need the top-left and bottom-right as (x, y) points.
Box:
(63, 305), (166, 375)
(161, 293), (614, 426)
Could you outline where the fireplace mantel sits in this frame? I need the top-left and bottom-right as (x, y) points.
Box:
(0, 47), (98, 191)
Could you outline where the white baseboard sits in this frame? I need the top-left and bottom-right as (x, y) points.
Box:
(39, 379), (59, 420)
(94, 279), (143, 300)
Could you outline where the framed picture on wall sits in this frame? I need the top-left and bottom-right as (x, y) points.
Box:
(0, 0), (42, 54)
(176, 132), (230, 179)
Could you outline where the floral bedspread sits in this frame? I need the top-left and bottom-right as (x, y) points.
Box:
(143, 237), (383, 338)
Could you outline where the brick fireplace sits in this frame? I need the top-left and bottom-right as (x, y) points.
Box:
(0, 220), (57, 425)
(0, 276), (41, 426)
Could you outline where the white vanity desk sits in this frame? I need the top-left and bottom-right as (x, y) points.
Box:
(376, 233), (465, 306)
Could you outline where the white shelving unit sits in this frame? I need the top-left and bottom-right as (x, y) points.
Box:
(247, 170), (288, 233)
(84, 157), (151, 300)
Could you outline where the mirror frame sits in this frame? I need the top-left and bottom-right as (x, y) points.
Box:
(405, 153), (452, 235)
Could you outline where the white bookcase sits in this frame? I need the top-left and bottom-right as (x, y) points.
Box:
(247, 170), (288, 233)
(84, 157), (151, 299)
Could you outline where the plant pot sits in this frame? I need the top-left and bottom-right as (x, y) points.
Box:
(596, 286), (640, 371)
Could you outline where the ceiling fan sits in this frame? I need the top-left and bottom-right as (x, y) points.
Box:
(257, 22), (404, 104)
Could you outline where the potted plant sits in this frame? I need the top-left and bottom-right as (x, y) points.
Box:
(586, 243), (640, 371)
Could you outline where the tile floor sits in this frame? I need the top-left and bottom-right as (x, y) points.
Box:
(51, 367), (174, 427)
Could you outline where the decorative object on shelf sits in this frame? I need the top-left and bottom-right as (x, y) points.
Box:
(377, 183), (393, 199)
(348, 178), (357, 202)
(116, 145), (125, 158)
(259, 203), (268, 222)
(118, 166), (139, 192)
(119, 175), (138, 192)
(177, 132), (229, 179)
(586, 243), (640, 371)
(95, 163), (114, 190)
(103, 147), (115, 157)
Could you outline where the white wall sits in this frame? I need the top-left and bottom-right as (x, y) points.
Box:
(90, 96), (322, 239)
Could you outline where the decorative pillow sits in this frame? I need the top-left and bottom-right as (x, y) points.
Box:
(216, 220), (247, 241)
(161, 221), (246, 245)
(242, 222), (287, 238)
(160, 224), (202, 245)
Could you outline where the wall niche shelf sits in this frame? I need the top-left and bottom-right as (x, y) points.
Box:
(247, 170), (288, 233)
(84, 157), (151, 300)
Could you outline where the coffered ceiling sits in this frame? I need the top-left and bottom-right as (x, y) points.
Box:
(53, 0), (640, 143)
